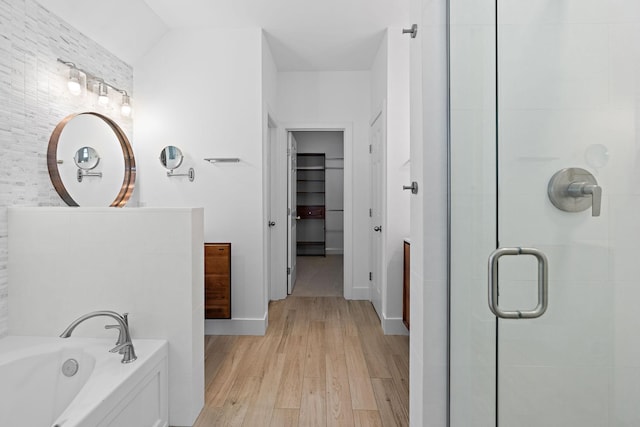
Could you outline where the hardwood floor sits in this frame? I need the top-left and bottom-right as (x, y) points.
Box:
(195, 297), (409, 427)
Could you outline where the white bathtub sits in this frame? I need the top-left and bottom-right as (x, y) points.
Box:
(0, 336), (168, 427)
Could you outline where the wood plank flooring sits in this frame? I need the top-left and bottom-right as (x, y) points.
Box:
(195, 297), (409, 427)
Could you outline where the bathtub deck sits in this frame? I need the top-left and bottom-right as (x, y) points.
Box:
(195, 296), (409, 427)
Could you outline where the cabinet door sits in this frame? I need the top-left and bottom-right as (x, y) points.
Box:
(204, 243), (231, 319)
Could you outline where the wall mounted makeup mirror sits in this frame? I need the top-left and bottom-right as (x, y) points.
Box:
(47, 112), (136, 207)
(74, 146), (103, 182)
(160, 145), (195, 182)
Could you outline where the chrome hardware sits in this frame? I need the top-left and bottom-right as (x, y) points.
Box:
(268, 221), (276, 227)
(548, 168), (601, 217)
(402, 24), (418, 38)
(374, 226), (382, 232)
(296, 216), (301, 220)
(167, 167), (195, 182)
(77, 169), (102, 182)
(60, 310), (137, 363)
(402, 181), (419, 194)
(488, 247), (549, 319)
(61, 358), (79, 377)
(203, 158), (240, 164)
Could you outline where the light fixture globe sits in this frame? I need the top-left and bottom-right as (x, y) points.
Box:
(97, 82), (109, 105)
(121, 93), (132, 117)
(67, 68), (82, 96)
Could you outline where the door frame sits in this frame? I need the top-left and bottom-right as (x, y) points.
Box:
(263, 107), (288, 303)
(280, 122), (354, 299)
(369, 107), (386, 320)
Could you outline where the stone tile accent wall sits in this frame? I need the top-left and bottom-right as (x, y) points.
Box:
(0, 0), (133, 336)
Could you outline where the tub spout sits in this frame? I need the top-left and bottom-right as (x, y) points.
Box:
(60, 310), (137, 363)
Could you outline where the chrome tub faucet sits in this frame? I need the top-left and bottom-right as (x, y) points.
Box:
(60, 310), (137, 363)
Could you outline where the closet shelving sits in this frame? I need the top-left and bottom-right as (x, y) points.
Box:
(296, 153), (326, 256)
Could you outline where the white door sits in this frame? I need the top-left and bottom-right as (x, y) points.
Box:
(287, 132), (298, 294)
(267, 121), (280, 299)
(370, 112), (384, 319)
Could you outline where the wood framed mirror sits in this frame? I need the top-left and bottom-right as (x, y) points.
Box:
(47, 112), (136, 207)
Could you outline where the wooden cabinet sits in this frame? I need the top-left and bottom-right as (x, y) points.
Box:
(403, 240), (410, 330)
(205, 243), (231, 319)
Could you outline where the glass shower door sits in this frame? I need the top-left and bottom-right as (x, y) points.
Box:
(450, 1), (640, 426)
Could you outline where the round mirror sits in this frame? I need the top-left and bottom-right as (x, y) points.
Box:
(160, 146), (184, 170)
(47, 112), (136, 207)
(74, 146), (100, 170)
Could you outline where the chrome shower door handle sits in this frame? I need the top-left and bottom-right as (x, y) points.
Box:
(488, 247), (549, 319)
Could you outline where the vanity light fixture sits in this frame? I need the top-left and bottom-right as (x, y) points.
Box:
(67, 66), (82, 96)
(97, 82), (109, 105)
(120, 93), (132, 117)
(57, 58), (133, 116)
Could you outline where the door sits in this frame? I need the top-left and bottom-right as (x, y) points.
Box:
(370, 111), (384, 319)
(267, 119), (279, 298)
(287, 132), (298, 294)
(450, 1), (640, 426)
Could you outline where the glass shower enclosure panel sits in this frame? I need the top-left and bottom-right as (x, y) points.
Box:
(450, 1), (640, 426)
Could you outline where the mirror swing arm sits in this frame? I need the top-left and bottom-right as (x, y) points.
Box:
(77, 169), (103, 182)
(166, 167), (195, 182)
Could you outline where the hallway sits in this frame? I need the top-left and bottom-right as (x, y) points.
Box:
(292, 255), (344, 297)
(195, 297), (409, 426)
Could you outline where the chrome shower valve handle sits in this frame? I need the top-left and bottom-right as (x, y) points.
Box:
(548, 167), (602, 217)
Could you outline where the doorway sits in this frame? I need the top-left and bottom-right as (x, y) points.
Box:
(289, 130), (344, 297)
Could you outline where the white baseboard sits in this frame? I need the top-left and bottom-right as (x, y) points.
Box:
(349, 286), (370, 300)
(205, 315), (267, 335)
(382, 316), (409, 336)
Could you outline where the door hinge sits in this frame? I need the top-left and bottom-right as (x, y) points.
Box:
(288, 207), (291, 216)
(369, 144), (372, 154)
(369, 208), (372, 217)
(287, 267), (291, 275)
(287, 148), (291, 155)
(369, 272), (372, 281)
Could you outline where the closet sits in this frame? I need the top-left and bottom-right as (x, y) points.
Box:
(296, 153), (326, 255)
(294, 131), (344, 256)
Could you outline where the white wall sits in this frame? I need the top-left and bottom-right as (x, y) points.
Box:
(0, 0), (134, 338)
(277, 71), (371, 297)
(370, 29), (411, 335)
(134, 27), (269, 335)
(409, 0), (449, 425)
(8, 207), (204, 427)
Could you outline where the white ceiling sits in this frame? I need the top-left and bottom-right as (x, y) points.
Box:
(36, 0), (410, 71)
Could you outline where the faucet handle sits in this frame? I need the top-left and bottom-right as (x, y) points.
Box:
(110, 342), (130, 353)
(583, 184), (601, 217)
(110, 341), (137, 363)
(105, 324), (125, 345)
(567, 182), (602, 217)
(548, 168), (602, 217)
